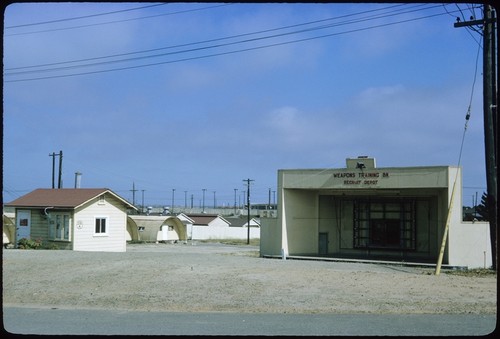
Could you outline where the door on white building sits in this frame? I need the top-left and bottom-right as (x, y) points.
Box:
(319, 232), (328, 255)
(16, 210), (31, 241)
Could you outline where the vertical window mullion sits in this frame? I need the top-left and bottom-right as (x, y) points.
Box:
(63, 215), (70, 240)
(56, 215), (62, 239)
(95, 217), (107, 234)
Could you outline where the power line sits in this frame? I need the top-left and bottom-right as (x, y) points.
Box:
(5, 5), (426, 71)
(4, 3), (406, 71)
(5, 3), (168, 28)
(9, 6), (444, 75)
(4, 4), (233, 36)
(4, 5), (460, 83)
(455, 35), (481, 169)
(441, 3), (483, 42)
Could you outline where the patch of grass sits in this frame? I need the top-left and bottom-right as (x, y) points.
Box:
(199, 238), (260, 246)
(127, 240), (147, 244)
(43, 243), (60, 250)
(445, 268), (496, 277)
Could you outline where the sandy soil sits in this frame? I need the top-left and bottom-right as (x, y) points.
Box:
(2, 242), (497, 314)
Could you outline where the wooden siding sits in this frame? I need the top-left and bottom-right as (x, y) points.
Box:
(72, 193), (127, 252)
(27, 209), (48, 241)
(14, 209), (74, 250)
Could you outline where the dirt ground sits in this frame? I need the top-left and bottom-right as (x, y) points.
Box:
(2, 242), (497, 315)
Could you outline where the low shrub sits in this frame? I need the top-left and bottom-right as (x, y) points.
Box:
(17, 237), (43, 249)
(44, 243), (60, 250)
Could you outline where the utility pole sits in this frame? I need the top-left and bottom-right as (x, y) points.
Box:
(130, 182), (138, 206)
(202, 189), (206, 213)
(455, 5), (497, 269)
(58, 150), (63, 188)
(213, 191), (216, 209)
(141, 189), (145, 214)
(243, 179), (254, 244)
(474, 192), (478, 220)
(184, 191), (188, 209)
(49, 152), (56, 188)
(172, 189), (175, 214)
(49, 151), (63, 188)
(234, 188), (238, 214)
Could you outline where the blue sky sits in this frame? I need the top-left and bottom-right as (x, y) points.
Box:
(3, 2), (488, 208)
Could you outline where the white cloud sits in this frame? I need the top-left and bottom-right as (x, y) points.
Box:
(165, 64), (218, 90)
(356, 85), (406, 104)
(265, 106), (311, 147)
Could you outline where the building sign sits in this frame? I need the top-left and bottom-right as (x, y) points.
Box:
(333, 172), (390, 186)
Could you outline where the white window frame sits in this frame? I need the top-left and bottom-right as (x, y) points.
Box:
(94, 216), (109, 236)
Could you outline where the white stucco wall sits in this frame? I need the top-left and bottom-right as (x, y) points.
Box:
(448, 221), (492, 269)
(190, 225), (260, 240)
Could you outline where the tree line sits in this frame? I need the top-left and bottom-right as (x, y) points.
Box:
(463, 192), (490, 221)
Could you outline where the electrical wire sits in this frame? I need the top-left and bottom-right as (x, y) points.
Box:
(5, 3), (168, 28)
(5, 4), (444, 76)
(4, 4), (460, 83)
(442, 3), (483, 45)
(5, 3), (418, 71)
(435, 29), (482, 275)
(457, 32), (482, 168)
(4, 3), (233, 37)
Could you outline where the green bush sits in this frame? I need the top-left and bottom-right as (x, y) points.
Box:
(17, 237), (42, 249)
(44, 243), (59, 250)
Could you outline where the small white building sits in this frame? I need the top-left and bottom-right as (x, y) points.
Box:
(260, 157), (492, 269)
(185, 214), (260, 240)
(5, 188), (137, 252)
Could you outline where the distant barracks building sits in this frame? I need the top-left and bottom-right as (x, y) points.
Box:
(260, 157), (492, 269)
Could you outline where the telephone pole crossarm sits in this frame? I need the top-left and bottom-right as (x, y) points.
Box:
(454, 18), (495, 28)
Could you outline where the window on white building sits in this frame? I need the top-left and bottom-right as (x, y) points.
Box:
(95, 217), (107, 234)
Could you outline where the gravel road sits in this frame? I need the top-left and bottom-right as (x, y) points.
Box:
(2, 242), (497, 315)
